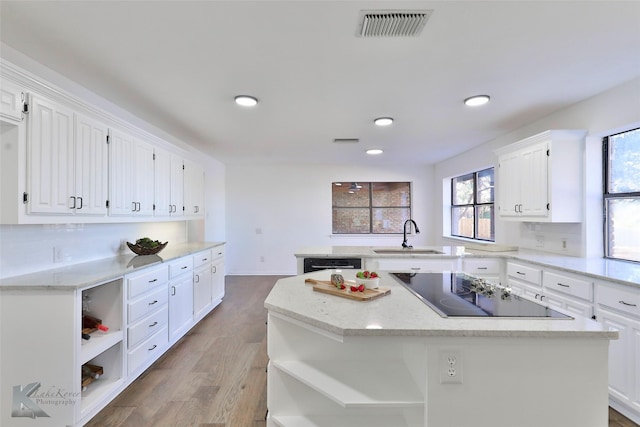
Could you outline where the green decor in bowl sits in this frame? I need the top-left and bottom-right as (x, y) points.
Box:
(127, 238), (168, 256)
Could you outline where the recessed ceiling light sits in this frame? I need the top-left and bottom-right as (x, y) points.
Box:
(464, 95), (490, 107)
(234, 95), (258, 107)
(374, 117), (394, 126)
(366, 149), (384, 155)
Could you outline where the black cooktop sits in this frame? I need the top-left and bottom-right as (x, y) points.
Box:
(391, 272), (572, 319)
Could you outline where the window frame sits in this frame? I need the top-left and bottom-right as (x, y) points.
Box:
(331, 181), (412, 234)
(450, 167), (495, 242)
(603, 127), (640, 263)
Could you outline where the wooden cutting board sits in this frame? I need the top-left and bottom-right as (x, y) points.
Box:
(304, 278), (391, 301)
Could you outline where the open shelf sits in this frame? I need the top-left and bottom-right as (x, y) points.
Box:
(80, 341), (124, 417)
(271, 414), (410, 427)
(80, 329), (123, 365)
(272, 360), (423, 408)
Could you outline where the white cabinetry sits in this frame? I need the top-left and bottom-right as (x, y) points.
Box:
(168, 256), (194, 343)
(462, 258), (502, 284)
(154, 147), (185, 218)
(75, 113), (109, 215)
(212, 246), (226, 302)
(183, 158), (204, 217)
(125, 264), (169, 376)
(595, 281), (640, 424)
(371, 257), (457, 273)
(267, 312), (424, 427)
(494, 129), (586, 222)
(506, 261), (542, 300)
(109, 129), (154, 216)
(193, 249), (213, 322)
(542, 269), (593, 318)
(0, 79), (24, 122)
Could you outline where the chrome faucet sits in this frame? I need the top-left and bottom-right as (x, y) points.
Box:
(402, 219), (420, 248)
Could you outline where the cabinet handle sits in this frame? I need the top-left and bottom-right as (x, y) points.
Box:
(619, 300), (637, 307)
(202, 258), (208, 262)
(516, 271), (525, 275)
(149, 321), (158, 327)
(477, 267), (488, 270)
(181, 266), (188, 269)
(556, 283), (570, 288)
(148, 279), (158, 283)
(540, 295), (545, 301)
(148, 345), (157, 351)
(195, 274), (200, 283)
(411, 267), (420, 271)
(148, 300), (158, 305)
(132, 201), (136, 212)
(77, 197), (83, 210)
(171, 286), (176, 296)
(70, 196), (77, 209)
(212, 266), (216, 274)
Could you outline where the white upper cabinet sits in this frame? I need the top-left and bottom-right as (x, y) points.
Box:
(0, 79), (24, 122)
(495, 129), (586, 222)
(75, 113), (109, 215)
(109, 129), (154, 216)
(183, 158), (204, 217)
(154, 147), (184, 217)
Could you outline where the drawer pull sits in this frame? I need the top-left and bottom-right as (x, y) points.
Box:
(619, 300), (637, 307)
(411, 267), (421, 271)
(171, 286), (176, 296)
(148, 279), (158, 283)
(202, 258), (208, 262)
(181, 266), (188, 269)
(516, 271), (525, 275)
(148, 345), (157, 351)
(477, 267), (488, 270)
(557, 283), (570, 288)
(149, 321), (158, 327)
(148, 300), (158, 305)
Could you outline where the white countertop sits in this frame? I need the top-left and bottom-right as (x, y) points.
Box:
(264, 270), (616, 339)
(294, 245), (640, 288)
(0, 242), (225, 289)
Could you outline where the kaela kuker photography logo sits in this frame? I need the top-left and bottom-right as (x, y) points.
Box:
(12, 382), (80, 419)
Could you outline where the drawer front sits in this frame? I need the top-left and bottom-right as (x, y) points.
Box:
(128, 325), (168, 375)
(597, 282), (640, 318)
(128, 305), (168, 348)
(211, 245), (225, 260)
(507, 262), (541, 286)
(193, 250), (213, 269)
(375, 258), (456, 272)
(128, 286), (168, 323)
(463, 258), (501, 275)
(169, 257), (193, 279)
(128, 265), (169, 298)
(543, 271), (593, 301)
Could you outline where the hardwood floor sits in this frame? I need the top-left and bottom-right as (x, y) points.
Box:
(86, 275), (638, 427)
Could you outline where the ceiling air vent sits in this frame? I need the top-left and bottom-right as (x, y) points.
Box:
(333, 138), (359, 144)
(357, 10), (432, 37)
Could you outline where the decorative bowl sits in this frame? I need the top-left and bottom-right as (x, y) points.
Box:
(355, 277), (379, 289)
(126, 241), (168, 256)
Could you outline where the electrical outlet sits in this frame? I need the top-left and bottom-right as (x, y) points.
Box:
(561, 238), (568, 251)
(440, 350), (463, 384)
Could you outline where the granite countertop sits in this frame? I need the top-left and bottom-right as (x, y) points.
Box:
(0, 241), (225, 290)
(264, 270), (616, 339)
(294, 245), (640, 288)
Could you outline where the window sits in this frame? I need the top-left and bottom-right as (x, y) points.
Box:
(604, 128), (640, 263)
(332, 182), (411, 234)
(451, 168), (495, 241)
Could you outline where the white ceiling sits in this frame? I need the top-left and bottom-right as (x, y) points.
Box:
(1, 1), (639, 165)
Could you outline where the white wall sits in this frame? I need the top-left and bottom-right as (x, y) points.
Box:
(225, 163), (434, 275)
(433, 77), (640, 257)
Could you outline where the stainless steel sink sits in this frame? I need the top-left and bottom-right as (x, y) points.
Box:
(373, 249), (444, 255)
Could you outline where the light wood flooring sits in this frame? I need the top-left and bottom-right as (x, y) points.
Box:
(86, 275), (638, 427)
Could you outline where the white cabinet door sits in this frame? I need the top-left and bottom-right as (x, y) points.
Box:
(193, 263), (213, 322)
(28, 95), (75, 214)
(170, 154), (184, 217)
(109, 129), (135, 215)
(0, 80), (24, 122)
(75, 113), (108, 215)
(520, 141), (548, 217)
(183, 158), (204, 217)
(212, 257), (225, 301)
(154, 147), (172, 217)
(169, 274), (194, 343)
(497, 150), (521, 217)
(133, 139), (154, 216)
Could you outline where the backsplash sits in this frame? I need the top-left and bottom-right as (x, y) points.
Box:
(0, 222), (188, 279)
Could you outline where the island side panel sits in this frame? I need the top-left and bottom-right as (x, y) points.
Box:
(424, 336), (610, 427)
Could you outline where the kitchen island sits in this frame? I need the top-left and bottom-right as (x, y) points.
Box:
(264, 270), (616, 427)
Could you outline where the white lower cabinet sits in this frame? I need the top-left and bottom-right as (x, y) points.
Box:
(371, 257), (458, 273)
(595, 281), (640, 424)
(267, 313), (424, 427)
(506, 261), (542, 300)
(462, 258), (502, 284)
(542, 269), (594, 319)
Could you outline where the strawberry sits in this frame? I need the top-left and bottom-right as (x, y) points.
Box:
(363, 270), (370, 278)
(358, 284), (365, 292)
(370, 272), (378, 278)
(350, 285), (359, 292)
(340, 284), (346, 290)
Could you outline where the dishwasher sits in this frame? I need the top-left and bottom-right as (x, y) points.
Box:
(303, 257), (362, 273)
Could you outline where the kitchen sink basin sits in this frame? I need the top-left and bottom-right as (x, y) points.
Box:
(373, 249), (445, 255)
